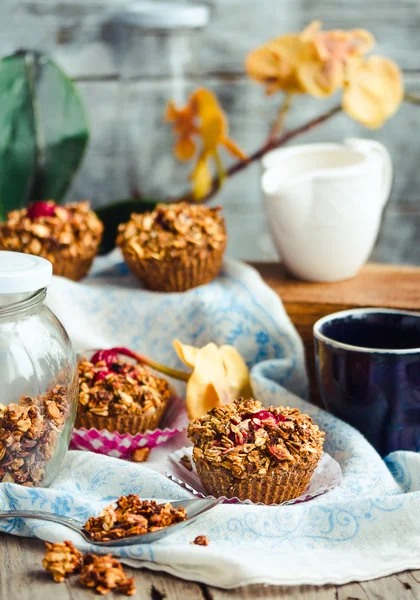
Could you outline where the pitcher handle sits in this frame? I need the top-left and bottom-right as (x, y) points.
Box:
(344, 137), (393, 209)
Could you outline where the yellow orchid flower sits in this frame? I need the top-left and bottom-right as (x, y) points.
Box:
(246, 21), (374, 99)
(342, 55), (404, 128)
(173, 340), (252, 419)
(245, 33), (307, 95)
(246, 21), (403, 128)
(165, 88), (246, 199)
(297, 23), (374, 97)
(164, 99), (199, 161)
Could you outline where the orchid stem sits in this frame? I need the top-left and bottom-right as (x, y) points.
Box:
(268, 93), (293, 141)
(130, 350), (190, 382)
(405, 93), (420, 105)
(178, 104), (342, 204)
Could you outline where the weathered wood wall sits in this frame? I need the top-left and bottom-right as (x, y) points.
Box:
(1, 0), (419, 263)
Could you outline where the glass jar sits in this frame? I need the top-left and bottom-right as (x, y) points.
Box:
(0, 252), (78, 487)
(113, 1), (210, 199)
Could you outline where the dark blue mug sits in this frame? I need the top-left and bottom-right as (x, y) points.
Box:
(314, 308), (420, 456)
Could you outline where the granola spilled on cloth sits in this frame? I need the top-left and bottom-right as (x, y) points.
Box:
(42, 541), (83, 582)
(0, 386), (70, 486)
(77, 355), (172, 419)
(116, 202), (226, 261)
(83, 494), (187, 542)
(80, 554), (136, 596)
(188, 397), (325, 478)
(0, 200), (103, 264)
(131, 447), (150, 462)
(191, 535), (210, 546)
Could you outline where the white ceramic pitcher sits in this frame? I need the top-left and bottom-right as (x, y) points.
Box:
(261, 138), (392, 282)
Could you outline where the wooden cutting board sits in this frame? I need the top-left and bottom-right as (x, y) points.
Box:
(252, 262), (420, 406)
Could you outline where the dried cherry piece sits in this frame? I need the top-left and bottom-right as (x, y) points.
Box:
(248, 410), (286, 429)
(91, 347), (138, 367)
(26, 201), (57, 220)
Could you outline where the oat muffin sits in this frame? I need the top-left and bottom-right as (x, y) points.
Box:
(116, 202), (226, 292)
(188, 397), (325, 504)
(0, 200), (103, 281)
(76, 350), (173, 434)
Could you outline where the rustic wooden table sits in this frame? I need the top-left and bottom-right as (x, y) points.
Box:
(1, 533), (419, 600)
(2, 263), (420, 600)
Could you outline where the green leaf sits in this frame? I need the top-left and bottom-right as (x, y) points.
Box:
(0, 53), (37, 220)
(0, 50), (89, 220)
(30, 54), (89, 203)
(95, 198), (160, 255)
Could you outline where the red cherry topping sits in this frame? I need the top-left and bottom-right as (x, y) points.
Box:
(250, 409), (286, 425)
(26, 201), (57, 220)
(91, 347), (139, 368)
(93, 370), (112, 383)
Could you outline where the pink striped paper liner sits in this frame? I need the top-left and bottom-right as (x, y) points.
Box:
(71, 395), (188, 459)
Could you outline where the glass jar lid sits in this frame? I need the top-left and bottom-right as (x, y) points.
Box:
(0, 251), (52, 294)
(115, 1), (210, 29)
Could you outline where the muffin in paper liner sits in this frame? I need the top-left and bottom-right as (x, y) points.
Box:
(186, 397), (326, 504)
(74, 394), (169, 435)
(48, 249), (99, 282)
(73, 348), (188, 457)
(0, 200), (103, 282)
(121, 243), (226, 293)
(165, 446), (342, 506)
(76, 347), (177, 436)
(71, 395), (188, 459)
(117, 202), (227, 292)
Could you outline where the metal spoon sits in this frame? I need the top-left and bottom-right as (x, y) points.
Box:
(0, 498), (219, 546)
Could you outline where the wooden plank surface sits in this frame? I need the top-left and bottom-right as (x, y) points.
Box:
(253, 262), (420, 309)
(252, 262), (420, 405)
(1, 533), (419, 600)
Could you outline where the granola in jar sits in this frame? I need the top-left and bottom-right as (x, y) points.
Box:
(83, 494), (186, 541)
(0, 251), (78, 487)
(116, 202), (227, 292)
(0, 200), (103, 281)
(0, 386), (71, 487)
(188, 397), (325, 504)
(76, 349), (173, 434)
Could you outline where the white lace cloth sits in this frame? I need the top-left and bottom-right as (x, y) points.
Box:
(0, 252), (419, 588)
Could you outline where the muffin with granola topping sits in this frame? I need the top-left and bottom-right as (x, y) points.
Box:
(116, 202), (226, 292)
(76, 349), (173, 434)
(0, 200), (103, 281)
(188, 397), (325, 504)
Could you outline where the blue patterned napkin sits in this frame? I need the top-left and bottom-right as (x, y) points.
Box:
(0, 253), (419, 588)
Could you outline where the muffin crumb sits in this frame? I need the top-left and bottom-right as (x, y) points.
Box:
(180, 454), (193, 471)
(191, 535), (209, 546)
(131, 447), (150, 462)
